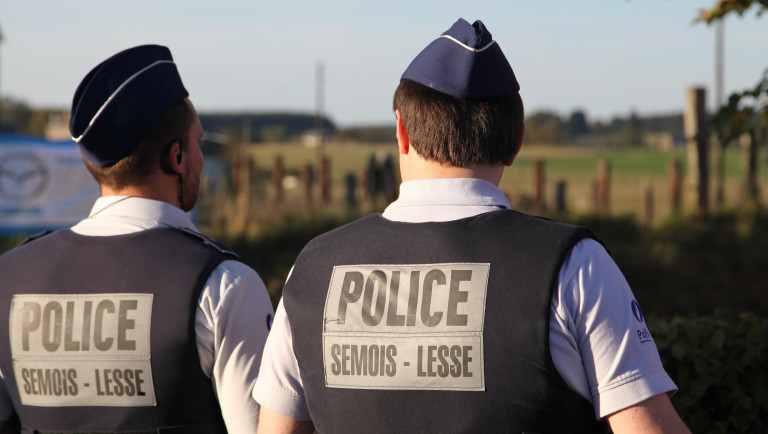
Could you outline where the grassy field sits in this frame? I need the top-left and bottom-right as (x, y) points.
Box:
(507, 145), (766, 220)
(198, 141), (767, 237)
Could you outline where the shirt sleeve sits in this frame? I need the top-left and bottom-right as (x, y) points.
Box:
(252, 299), (312, 420)
(552, 239), (677, 419)
(196, 260), (275, 434)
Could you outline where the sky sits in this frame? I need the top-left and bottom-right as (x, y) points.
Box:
(0, 1), (766, 128)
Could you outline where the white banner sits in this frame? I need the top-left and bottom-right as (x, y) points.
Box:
(0, 134), (98, 233)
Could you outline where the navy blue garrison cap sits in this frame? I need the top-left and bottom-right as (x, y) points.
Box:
(401, 18), (519, 99)
(69, 45), (189, 167)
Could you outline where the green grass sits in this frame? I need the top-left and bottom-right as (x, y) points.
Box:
(514, 146), (766, 178)
(198, 141), (768, 237)
(245, 142), (399, 183)
(238, 142), (765, 182)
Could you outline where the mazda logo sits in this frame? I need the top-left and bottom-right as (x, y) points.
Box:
(0, 152), (50, 202)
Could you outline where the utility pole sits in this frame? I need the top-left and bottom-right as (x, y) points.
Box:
(314, 61), (325, 159)
(715, 20), (724, 109)
(714, 20), (725, 207)
(315, 61), (330, 203)
(685, 87), (710, 216)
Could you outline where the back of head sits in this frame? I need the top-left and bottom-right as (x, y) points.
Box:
(68, 45), (192, 189)
(393, 19), (524, 167)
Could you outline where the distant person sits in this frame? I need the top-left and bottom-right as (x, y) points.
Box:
(253, 19), (690, 433)
(0, 45), (273, 433)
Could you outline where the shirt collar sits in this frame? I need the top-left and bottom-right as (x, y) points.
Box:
(382, 178), (511, 222)
(85, 196), (197, 231)
(388, 178), (510, 209)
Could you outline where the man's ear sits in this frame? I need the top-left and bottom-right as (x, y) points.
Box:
(162, 140), (184, 174)
(504, 123), (525, 166)
(395, 109), (410, 156)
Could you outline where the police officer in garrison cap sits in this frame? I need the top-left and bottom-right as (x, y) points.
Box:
(0, 45), (274, 433)
(254, 19), (690, 433)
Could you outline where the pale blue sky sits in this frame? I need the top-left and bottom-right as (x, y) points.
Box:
(1, 1), (766, 127)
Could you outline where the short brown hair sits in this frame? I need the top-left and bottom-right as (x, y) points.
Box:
(393, 79), (524, 167)
(84, 98), (195, 190)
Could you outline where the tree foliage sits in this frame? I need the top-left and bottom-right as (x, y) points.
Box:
(567, 110), (589, 136)
(698, 1), (768, 150)
(696, 0), (768, 23)
(710, 70), (768, 146)
(0, 97), (34, 133)
(524, 111), (567, 144)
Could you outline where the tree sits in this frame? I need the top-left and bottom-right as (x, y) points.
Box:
(260, 124), (288, 143)
(567, 110), (589, 137)
(524, 111), (566, 145)
(710, 72), (768, 201)
(627, 110), (644, 146)
(696, 0), (767, 22)
(697, 0), (768, 205)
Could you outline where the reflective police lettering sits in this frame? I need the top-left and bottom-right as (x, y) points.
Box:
(332, 265), (485, 330)
(330, 344), (397, 377)
(324, 264), (488, 391)
(416, 345), (473, 378)
(21, 368), (78, 396)
(9, 294), (156, 406)
(95, 369), (147, 397)
(19, 299), (138, 352)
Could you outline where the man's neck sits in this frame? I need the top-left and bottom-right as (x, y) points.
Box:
(399, 153), (505, 186)
(99, 183), (179, 208)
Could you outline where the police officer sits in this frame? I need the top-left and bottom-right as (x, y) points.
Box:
(253, 19), (690, 433)
(0, 45), (274, 433)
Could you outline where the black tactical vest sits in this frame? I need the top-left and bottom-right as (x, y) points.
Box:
(0, 227), (233, 433)
(283, 210), (610, 434)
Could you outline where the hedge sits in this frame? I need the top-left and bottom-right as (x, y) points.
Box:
(650, 313), (768, 432)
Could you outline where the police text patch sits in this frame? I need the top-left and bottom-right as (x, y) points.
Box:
(323, 264), (488, 391)
(9, 294), (156, 407)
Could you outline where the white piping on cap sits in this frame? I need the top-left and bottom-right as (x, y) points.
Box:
(72, 60), (176, 143)
(439, 35), (496, 53)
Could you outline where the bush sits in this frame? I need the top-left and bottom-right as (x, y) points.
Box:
(569, 208), (768, 318)
(0, 235), (28, 253)
(650, 313), (768, 432)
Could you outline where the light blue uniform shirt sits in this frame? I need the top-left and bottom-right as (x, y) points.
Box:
(254, 178), (676, 419)
(0, 197), (274, 434)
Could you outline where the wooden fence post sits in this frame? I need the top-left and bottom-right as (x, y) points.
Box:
(668, 159), (682, 216)
(555, 180), (567, 214)
(533, 158), (545, 213)
(345, 173), (358, 208)
(301, 163), (313, 206)
(684, 86), (709, 215)
(595, 158), (611, 214)
(359, 166), (369, 203)
(366, 155), (379, 207)
(644, 183), (655, 224)
(380, 155), (398, 202)
(232, 148), (251, 235)
(319, 156), (330, 204)
(272, 156), (284, 204)
(231, 149), (243, 194)
(741, 131), (760, 202)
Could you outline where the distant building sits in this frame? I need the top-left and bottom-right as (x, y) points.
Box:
(44, 111), (71, 141)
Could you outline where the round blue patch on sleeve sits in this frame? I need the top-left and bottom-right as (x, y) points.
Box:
(631, 300), (644, 323)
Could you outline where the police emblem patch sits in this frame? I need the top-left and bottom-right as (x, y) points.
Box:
(322, 263), (489, 391)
